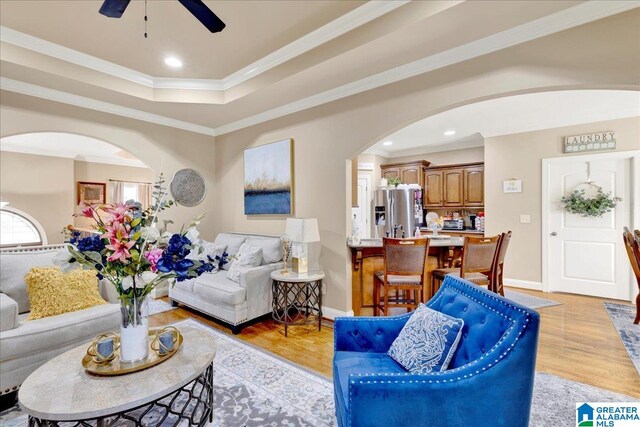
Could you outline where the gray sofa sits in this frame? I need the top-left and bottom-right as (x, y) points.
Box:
(169, 233), (283, 334)
(0, 245), (120, 395)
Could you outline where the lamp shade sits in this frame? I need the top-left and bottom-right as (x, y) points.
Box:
(285, 218), (320, 243)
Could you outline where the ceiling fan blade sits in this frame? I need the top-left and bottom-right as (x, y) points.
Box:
(178, 0), (226, 33)
(99, 0), (131, 18)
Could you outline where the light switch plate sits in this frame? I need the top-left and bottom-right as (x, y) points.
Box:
(520, 215), (531, 224)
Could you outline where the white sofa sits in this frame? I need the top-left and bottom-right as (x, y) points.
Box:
(169, 233), (283, 334)
(0, 245), (120, 396)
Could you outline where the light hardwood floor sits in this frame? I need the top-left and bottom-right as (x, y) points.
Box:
(151, 287), (640, 398)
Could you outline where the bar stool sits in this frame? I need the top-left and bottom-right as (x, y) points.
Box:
(492, 231), (512, 296)
(374, 237), (429, 316)
(431, 235), (500, 296)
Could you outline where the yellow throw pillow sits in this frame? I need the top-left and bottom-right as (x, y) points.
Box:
(24, 267), (106, 320)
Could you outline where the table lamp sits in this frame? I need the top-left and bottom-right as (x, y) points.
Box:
(285, 218), (320, 274)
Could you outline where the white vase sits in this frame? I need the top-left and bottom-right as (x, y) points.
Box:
(119, 295), (149, 363)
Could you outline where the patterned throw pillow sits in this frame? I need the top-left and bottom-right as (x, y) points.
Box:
(388, 303), (464, 373)
(24, 267), (106, 320)
(226, 243), (263, 283)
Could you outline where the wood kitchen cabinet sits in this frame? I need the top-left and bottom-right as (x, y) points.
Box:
(443, 169), (464, 206)
(380, 161), (430, 185)
(423, 162), (484, 208)
(424, 170), (444, 207)
(381, 167), (400, 180)
(464, 166), (484, 206)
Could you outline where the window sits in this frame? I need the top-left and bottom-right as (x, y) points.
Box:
(0, 209), (45, 247)
(122, 183), (139, 203)
(110, 181), (151, 209)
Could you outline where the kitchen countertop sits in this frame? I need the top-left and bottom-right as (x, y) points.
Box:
(348, 237), (464, 248)
(420, 228), (484, 235)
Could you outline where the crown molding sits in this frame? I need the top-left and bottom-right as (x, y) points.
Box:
(220, 0), (410, 89)
(0, 1), (407, 93)
(214, 1), (640, 135)
(1, 2), (637, 138)
(0, 143), (148, 168)
(0, 26), (154, 87)
(0, 77), (216, 136)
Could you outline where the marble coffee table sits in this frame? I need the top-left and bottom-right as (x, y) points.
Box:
(18, 325), (216, 426)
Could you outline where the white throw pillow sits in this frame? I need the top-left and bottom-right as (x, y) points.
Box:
(388, 303), (464, 374)
(245, 237), (282, 265)
(226, 243), (263, 283)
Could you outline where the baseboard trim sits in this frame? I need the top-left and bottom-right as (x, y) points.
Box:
(322, 307), (354, 320)
(505, 278), (543, 291)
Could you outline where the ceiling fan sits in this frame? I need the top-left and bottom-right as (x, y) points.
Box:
(99, 0), (226, 33)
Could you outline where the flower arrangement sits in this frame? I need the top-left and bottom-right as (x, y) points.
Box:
(60, 176), (215, 299)
(560, 184), (622, 217)
(57, 175), (215, 361)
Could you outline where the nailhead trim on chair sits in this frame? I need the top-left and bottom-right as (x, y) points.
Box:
(1, 385), (19, 396)
(341, 277), (533, 425)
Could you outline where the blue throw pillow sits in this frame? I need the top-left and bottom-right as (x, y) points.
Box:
(388, 303), (464, 373)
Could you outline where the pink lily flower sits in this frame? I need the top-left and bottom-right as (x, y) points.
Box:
(106, 240), (136, 263)
(75, 202), (95, 218)
(102, 222), (128, 241)
(104, 202), (129, 223)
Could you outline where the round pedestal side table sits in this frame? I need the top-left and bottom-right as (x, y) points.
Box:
(18, 325), (216, 426)
(270, 270), (324, 337)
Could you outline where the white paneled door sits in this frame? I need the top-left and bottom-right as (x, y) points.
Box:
(545, 152), (637, 300)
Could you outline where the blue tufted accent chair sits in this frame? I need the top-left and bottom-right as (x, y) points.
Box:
(333, 275), (540, 427)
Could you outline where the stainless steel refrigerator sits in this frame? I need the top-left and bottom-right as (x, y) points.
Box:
(374, 187), (422, 238)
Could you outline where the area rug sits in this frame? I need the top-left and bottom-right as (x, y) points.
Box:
(504, 289), (561, 310)
(604, 302), (640, 376)
(1, 318), (635, 427)
(148, 298), (176, 316)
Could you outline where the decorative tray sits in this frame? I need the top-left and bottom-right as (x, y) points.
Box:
(82, 328), (183, 376)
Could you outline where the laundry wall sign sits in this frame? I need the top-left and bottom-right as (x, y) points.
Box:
(564, 131), (616, 153)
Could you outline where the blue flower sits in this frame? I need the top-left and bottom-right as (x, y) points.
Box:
(75, 235), (106, 253)
(174, 259), (194, 277)
(166, 234), (191, 258)
(156, 255), (174, 273)
(196, 261), (215, 276)
(213, 251), (229, 270)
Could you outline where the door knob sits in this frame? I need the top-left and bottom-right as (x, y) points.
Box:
(550, 232), (557, 236)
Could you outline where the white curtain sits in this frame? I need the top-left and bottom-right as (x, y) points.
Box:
(109, 181), (125, 204)
(109, 181), (152, 209)
(137, 183), (152, 209)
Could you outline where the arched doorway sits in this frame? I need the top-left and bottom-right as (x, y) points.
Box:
(349, 89), (639, 313)
(0, 132), (153, 245)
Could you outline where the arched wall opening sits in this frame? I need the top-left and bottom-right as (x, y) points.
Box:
(348, 88), (640, 312)
(0, 132), (154, 245)
(0, 93), (218, 240)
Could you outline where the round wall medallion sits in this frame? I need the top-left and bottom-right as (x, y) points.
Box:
(170, 169), (206, 207)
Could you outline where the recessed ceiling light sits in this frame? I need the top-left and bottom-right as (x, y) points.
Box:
(382, 141), (393, 146)
(164, 57), (183, 68)
(444, 130), (456, 136)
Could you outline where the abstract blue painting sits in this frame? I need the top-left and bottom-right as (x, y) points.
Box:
(244, 139), (293, 215)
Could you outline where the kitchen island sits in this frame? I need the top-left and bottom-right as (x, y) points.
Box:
(348, 236), (464, 316)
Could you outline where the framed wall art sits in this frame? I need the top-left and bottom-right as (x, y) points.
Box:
(243, 138), (294, 215)
(78, 182), (106, 205)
